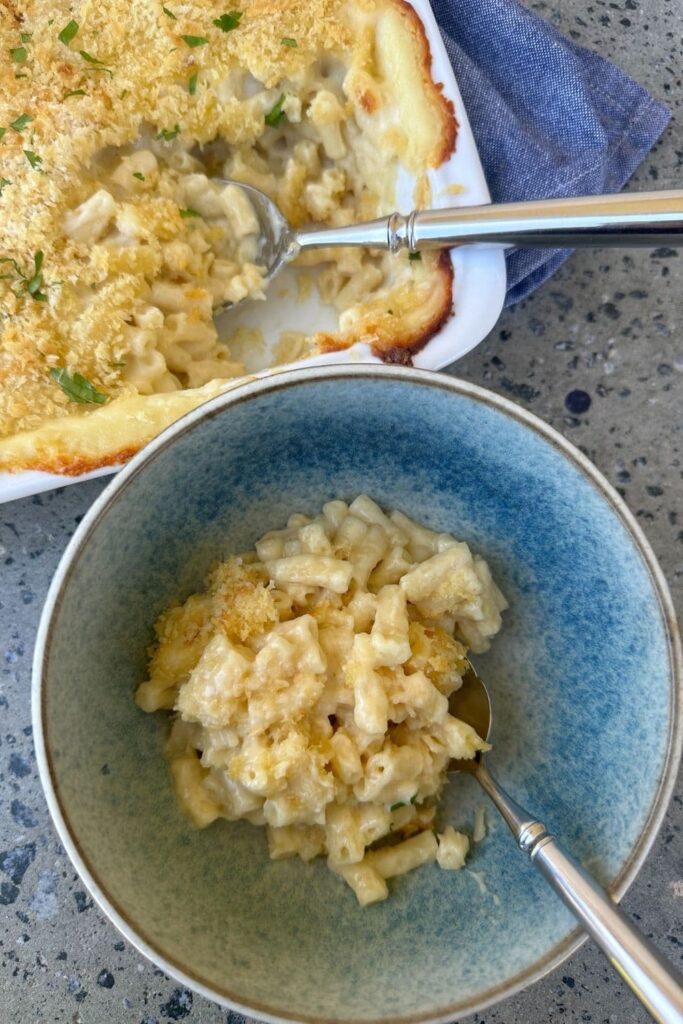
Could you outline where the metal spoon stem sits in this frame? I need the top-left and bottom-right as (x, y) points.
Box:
(295, 190), (683, 252)
(448, 667), (683, 1024)
(474, 758), (683, 1024)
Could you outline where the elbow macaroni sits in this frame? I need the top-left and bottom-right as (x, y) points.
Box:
(136, 496), (507, 904)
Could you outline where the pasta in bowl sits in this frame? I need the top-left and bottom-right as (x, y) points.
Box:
(33, 366), (678, 1022)
(136, 495), (507, 904)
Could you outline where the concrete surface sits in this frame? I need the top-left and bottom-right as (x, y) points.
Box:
(1, 1), (681, 1021)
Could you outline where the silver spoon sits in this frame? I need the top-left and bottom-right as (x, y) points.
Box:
(219, 183), (683, 306)
(448, 664), (683, 1024)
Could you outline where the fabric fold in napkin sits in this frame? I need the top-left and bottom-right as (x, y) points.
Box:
(430, 0), (671, 306)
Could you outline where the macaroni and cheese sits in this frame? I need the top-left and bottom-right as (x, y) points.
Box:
(136, 496), (506, 904)
(0, 1), (456, 474)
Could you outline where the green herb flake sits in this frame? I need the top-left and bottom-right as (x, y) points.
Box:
(132, 171), (145, 181)
(0, 128), (5, 141)
(387, 308), (394, 315)
(58, 20), (79, 44)
(10, 113), (32, 132)
(49, 366), (107, 405)
(24, 150), (42, 169)
(10, 46), (27, 62)
(281, 37), (297, 47)
(64, 88), (86, 98)
(111, 360), (127, 367)
(15, 73), (28, 79)
(179, 206), (201, 218)
(0, 178), (11, 196)
(162, 5), (177, 18)
(390, 802), (405, 812)
(20, 32), (32, 43)
(0, 251), (50, 300)
(181, 34), (209, 47)
(156, 123), (180, 141)
(213, 11), (242, 31)
(79, 50), (113, 74)
(188, 71), (198, 95)
(26, 250), (46, 299)
(408, 251), (422, 261)
(264, 93), (286, 128)
(410, 793), (419, 805)
(120, 89), (129, 99)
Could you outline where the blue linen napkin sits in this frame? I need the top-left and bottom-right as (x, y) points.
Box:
(430, 0), (671, 306)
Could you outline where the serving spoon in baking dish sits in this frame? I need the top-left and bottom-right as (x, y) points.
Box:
(448, 665), (683, 1024)
(215, 183), (683, 309)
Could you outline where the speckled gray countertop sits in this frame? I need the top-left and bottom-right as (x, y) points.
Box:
(1, 2), (682, 1022)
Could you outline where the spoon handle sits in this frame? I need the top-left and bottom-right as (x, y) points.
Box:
(474, 760), (683, 1024)
(294, 190), (683, 252)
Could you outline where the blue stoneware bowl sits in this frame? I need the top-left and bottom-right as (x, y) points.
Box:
(33, 366), (681, 1023)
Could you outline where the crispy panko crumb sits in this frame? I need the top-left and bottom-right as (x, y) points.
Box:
(208, 557), (279, 642)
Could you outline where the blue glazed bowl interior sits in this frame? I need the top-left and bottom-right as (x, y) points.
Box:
(39, 370), (677, 1023)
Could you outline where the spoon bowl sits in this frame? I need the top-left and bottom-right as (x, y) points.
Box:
(448, 663), (492, 772)
(235, 180), (294, 285)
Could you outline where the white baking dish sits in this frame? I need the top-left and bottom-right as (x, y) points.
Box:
(0, 0), (506, 504)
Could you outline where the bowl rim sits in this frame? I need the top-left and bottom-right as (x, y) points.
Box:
(32, 364), (682, 1024)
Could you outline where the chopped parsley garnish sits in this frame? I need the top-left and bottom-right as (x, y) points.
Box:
(0, 178), (10, 196)
(213, 11), (242, 31)
(181, 34), (209, 47)
(162, 5), (177, 18)
(0, 129), (5, 140)
(264, 93), (286, 128)
(390, 802), (405, 811)
(20, 32), (31, 43)
(64, 89), (86, 98)
(188, 71), (198, 95)
(15, 73), (28, 79)
(80, 50), (113, 74)
(0, 251), (49, 302)
(281, 37), (297, 47)
(179, 207), (201, 218)
(387, 308), (394, 315)
(132, 171), (145, 181)
(58, 19), (79, 45)
(408, 251), (422, 261)
(10, 46), (27, 62)
(49, 367), (107, 405)
(120, 88), (129, 99)
(10, 113), (32, 132)
(410, 793), (419, 804)
(26, 250), (46, 298)
(24, 150), (42, 169)
(156, 123), (180, 141)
